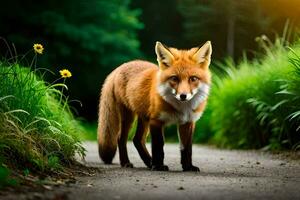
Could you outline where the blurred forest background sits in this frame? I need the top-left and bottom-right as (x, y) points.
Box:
(0, 0), (299, 120)
(0, 0), (300, 150)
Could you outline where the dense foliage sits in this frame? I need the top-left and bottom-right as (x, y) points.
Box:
(0, 62), (84, 173)
(200, 37), (300, 150)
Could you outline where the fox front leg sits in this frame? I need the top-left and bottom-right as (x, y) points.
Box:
(150, 124), (169, 171)
(178, 122), (200, 172)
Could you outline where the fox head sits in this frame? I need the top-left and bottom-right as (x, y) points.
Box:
(155, 41), (212, 108)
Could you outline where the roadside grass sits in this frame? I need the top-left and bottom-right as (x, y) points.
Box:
(0, 44), (85, 187)
(206, 36), (300, 150)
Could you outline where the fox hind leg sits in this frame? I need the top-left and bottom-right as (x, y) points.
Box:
(133, 117), (152, 168)
(118, 106), (134, 168)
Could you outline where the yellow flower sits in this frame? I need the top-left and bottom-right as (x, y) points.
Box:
(59, 69), (72, 78)
(33, 43), (44, 54)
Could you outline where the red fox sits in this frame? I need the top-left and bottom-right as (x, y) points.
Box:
(98, 41), (212, 171)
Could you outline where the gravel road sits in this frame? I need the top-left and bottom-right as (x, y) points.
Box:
(4, 142), (300, 200)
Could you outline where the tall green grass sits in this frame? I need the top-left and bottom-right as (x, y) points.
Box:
(0, 45), (84, 178)
(207, 37), (300, 150)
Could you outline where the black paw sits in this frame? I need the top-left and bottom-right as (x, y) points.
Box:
(144, 159), (152, 169)
(146, 162), (152, 169)
(121, 162), (134, 168)
(151, 165), (169, 171)
(182, 165), (200, 172)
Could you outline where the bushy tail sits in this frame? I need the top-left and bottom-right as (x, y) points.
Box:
(97, 73), (120, 164)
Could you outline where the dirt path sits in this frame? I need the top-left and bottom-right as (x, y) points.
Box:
(4, 142), (300, 200)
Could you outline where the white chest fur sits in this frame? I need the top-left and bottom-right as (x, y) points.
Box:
(157, 81), (210, 125)
(159, 110), (203, 125)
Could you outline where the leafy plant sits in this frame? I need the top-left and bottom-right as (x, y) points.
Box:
(209, 35), (300, 150)
(0, 42), (85, 185)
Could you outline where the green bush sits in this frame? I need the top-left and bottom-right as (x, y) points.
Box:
(209, 38), (300, 150)
(0, 62), (84, 172)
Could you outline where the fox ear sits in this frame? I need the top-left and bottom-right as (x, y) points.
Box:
(155, 41), (174, 68)
(193, 41), (212, 65)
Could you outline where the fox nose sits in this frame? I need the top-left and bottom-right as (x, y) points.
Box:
(179, 94), (187, 101)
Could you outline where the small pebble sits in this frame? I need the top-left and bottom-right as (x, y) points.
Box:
(33, 193), (43, 198)
(178, 186), (184, 190)
(43, 185), (53, 190)
(279, 162), (286, 166)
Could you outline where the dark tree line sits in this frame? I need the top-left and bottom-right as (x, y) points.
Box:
(133, 0), (300, 60)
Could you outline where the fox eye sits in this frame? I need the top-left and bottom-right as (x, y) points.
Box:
(189, 76), (199, 82)
(169, 76), (179, 82)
